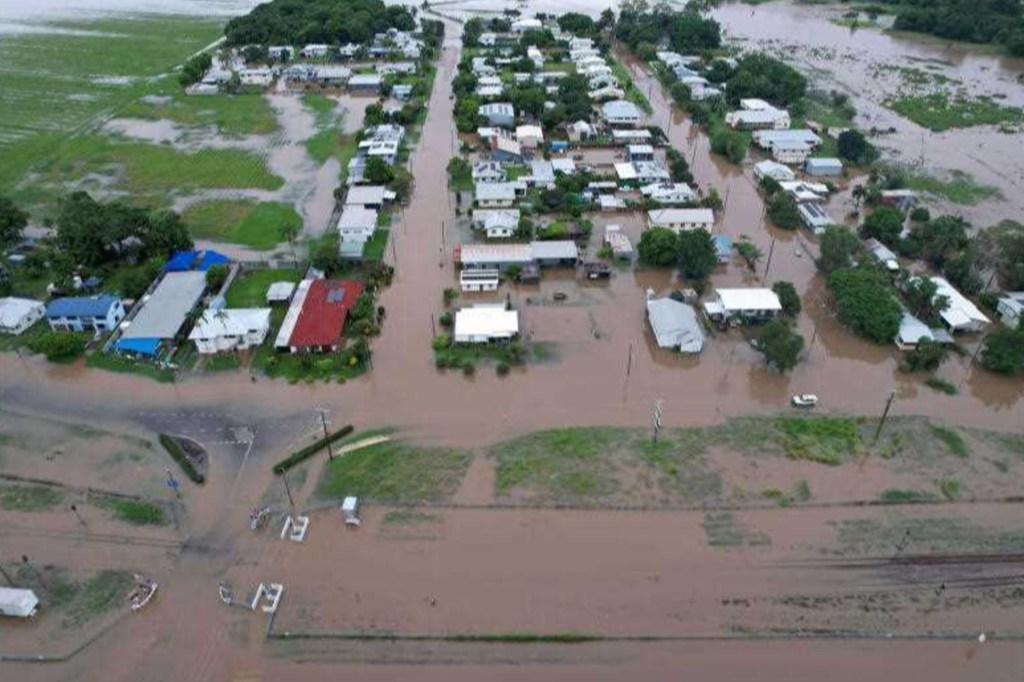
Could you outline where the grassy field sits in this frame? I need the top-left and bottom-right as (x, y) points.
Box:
(28, 568), (135, 629)
(0, 15), (224, 192)
(86, 352), (177, 383)
(315, 440), (471, 503)
(301, 93), (358, 169)
(0, 484), (65, 512)
(91, 495), (167, 525)
(121, 87), (278, 136)
(902, 168), (1001, 205)
(884, 92), (1024, 131)
(183, 199), (301, 250)
(225, 268), (303, 307)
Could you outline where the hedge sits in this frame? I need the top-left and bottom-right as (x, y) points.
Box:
(158, 434), (205, 484)
(273, 425), (354, 475)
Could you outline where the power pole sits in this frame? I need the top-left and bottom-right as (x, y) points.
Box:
(761, 238), (776, 285)
(872, 390), (897, 447)
(281, 471), (295, 509)
(652, 400), (664, 443)
(70, 504), (87, 528)
(806, 323), (819, 359)
(431, 312), (436, 337)
(317, 409), (333, 461)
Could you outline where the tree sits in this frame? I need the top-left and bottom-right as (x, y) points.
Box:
(902, 276), (947, 324)
(755, 318), (804, 372)
(598, 8), (616, 31)
(666, 148), (693, 183)
(766, 193), (801, 230)
(242, 44), (267, 65)
(28, 331), (87, 362)
(670, 81), (692, 105)
(205, 264), (229, 292)
(637, 227), (678, 266)
(979, 220), (1024, 290)
(557, 12), (596, 35)
(311, 232), (340, 273)
(179, 53), (212, 87)
(724, 53), (807, 107)
(827, 267), (902, 344)
(837, 129), (879, 165)
(0, 196), (29, 249)
(736, 236), (763, 272)
(980, 327), (1024, 375)
(462, 17), (484, 46)
(280, 222), (300, 262)
(364, 156), (395, 184)
(942, 249), (982, 295)
(859, 206), (904, 246)
(904, 214), (969, 268)
(676, 228), (717, 280)
(772, 281), (801, 317)
(710, 127), (748, 164)
(818, 225), (863, 274)
(900, 339), (948, 372)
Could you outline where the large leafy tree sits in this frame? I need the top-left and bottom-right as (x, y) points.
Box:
(0, 196), (29, 249)
(859, 206), (904, 246)
(771, 281), (801, 317)
(818, 226), (863, 274)
(902, 215), (969, 268)
(224, 0), (414, 46)
(724, 53), (807, 107)
(755, 318), (804, 372)
(979, 220), (1024, 290)
(827, 267), (902, 344)
(676, 228), (717, 280)
(637, 227), (678, 267)
(837, 129), (879, 165)
(980, 327), (1024, 375)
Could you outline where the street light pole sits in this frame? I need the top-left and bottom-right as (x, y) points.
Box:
(317, 409), (333, 461)
(281, 472), (295, 509)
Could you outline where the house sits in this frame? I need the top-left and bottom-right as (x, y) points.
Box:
(626, 144), (655, 163)
(588, 72), (618, 90)
(805, 157), (844, 177)
(472, 161), (507, 184)
(266, 282), (296, 304)
(479, 32), (498, 47)
(771, 140), (814, 165)
(551, 158), (576, 175)
(476, 76), (505, 98)
(997, 293), (1024, 328)
(274, 278), (365, 353)
(336, 206), (378, 243)
(703, 288), (782, 325)
(300, 44), (330, 58)
(392, 84), (413, 101)
(780, 180), (830, 203)
(511, 17), (543, 33)
(796, 202), (835, 235)
(471, 57), (497, 77)
(239, 67), (273, 86)
(348, 74), (382, 93)
(516, 125), (544, 148)
(880, 189), (918, 212)
(599, 194), (626, 212)
(114, 271), (207, 357)
(472, 209), (521, 239)
(457, 243), (534, 271)
(754, 129), (821, 150)
(864, 238), (899, 272)
(268, 46), (292, 60)
(526, 160), (555, 187)
(375, 62), (416, 75)
(617, 161), (670, 185)
(475, 182), (518, 208)
(46, 295), (125, 333)
(896, 312), (935, 350)
(491, 136), (524, 163)
(927, 276), (991, 333)
(647, 208), (714, 233)
(454, 305), (519, 344)
(527, 45), (544, 68)
(0, 297), (45, 335)
(647, 296), (705, 354)
(754, 160), (796, 182)
(530, 240), (578, 266)
(479, 102), (515, 128)
(345, 185), (395, 210)
(189, 308), (271, 354)
(725, 105), (790, 130)
(460, 269), (501, 293)
(309, 65), (352, 86)
(604, 225), (634, 258)
(602, 100), (643, 127)
(567, 119), (593, 141)
(641, 182), (696, 205)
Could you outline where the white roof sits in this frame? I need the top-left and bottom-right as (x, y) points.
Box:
(648, 208), (714, 226)
(349, 74), (382, 86)
(551, 158), (576, 174)
(647, 297), (704, 353)
(641, 182), (696, 202)
(605, 226), (633, 254)
(266, 282), (296, 302)
(599, 194), (625, 210)
(627, 144), (654, 155)
(475, 182), (518, 201)
(121, 271), (206, 340)
(603, 100), (642, 120)
(930, 276), (991, 328)
(898, 313), (933, 346)
(479, 102), (514, 116)
(473, 209), (520, 228)
(189, 308), (271, 341)
(740, 98), (774, 111)
(345, 185), (394, 206)
(455, 306), (519, 339)
(716, 288), (782, 313)
(493, 136), (522, 156)
(337, 206), (378, 231)
(516, 124), (544, 140)
(612, 129), (652, 140)
(460, 243), (533, 266)
(529, 160), (555, 183)
(615, 162), (638, 181)
(0, 297), (44, 327)
(0, 587), (38, 616)
(529, 240), (578, 261)
(754, 160), (796, 181)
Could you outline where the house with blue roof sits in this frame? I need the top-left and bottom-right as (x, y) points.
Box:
(46, 295), (125, 333)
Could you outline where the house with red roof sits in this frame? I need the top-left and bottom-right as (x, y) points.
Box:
(273, 279), (365, 353)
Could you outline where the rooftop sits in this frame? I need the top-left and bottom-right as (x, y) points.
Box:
(120, 271), (206, 340)
(716, 288), (782, 312)
(46, 295), (119, 319)
(189, 308), (270, 340)
(279, 279), (365, 349)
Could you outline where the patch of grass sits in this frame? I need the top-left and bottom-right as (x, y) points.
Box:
(225, 268), (302, 307)
(0, 319), (50, 354)
(90, 494), (167, 525)
(924, 376), (958, 394)
(315, 440), (471, 503)
(833, 516), (1024, 555)
(183, 199), (300, 250)
(930, 424), (970, 458)
(87, 352), (176, 383)
(63, 570), (134, 628)
(205, 353), (240, 371)
(121, 90), (278, 136)
(762, 480), (812, 507)
(940, 478), (960, 501)
(382, 509), (443, 525)
(273, 424), (354, 474)
(0, 484), (65, 512)
(363, 228), (390, 261)
(775, 417), (861, 465)
(158, 433), (205, 484)
(701, 511), (771, 548)
(879, 488), (939, 504)
(902, 169), (1001, 205)
(884, 92), (1024, 132)
(801, 91), (857, 129)
(610, 59), (654, 116)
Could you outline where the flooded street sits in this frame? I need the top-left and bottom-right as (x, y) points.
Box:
(3, 4), (1024, 681)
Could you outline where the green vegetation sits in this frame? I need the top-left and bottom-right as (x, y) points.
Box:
(183, 199), (300, 250)
(827, 267), (902, 344)
(41, 569), (134, 629)
(158, 433), (205, 484)
(929, 424), (970, 458)
(940, 478), (960, 501)
(890, 1), (1024, 57)
(87, 353), (177, 383)
(754, 318), (804, 372)
(833, 516), (1024, 556)
(0, 15), (223, 192)
(224, 0), (416, 46)
(924, 376), (958, 395)
(701, 512), (771, 548)
(980, 327), (1024, 375)
(884, 92), (1024, 131)
(90, 495), (167, 525)
(886, 167), (1000, 206)
(879, 488), (939, 504)
(610, 59), (653, 115)
(315, 439), (471, 502)
(382, 509), (443, 526)
(273, 425), (354, 474)
(121, 90), (278, 136)
(28, 331), (88, 362)
(762, 480), (812, 507)
(225, 268), (302, 307)
(0, 484), (65, 512)
(446, 157), (473, 191)
(775, 417), (861, 465)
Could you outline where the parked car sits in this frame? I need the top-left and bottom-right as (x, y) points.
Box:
(791, 394), (819, 408)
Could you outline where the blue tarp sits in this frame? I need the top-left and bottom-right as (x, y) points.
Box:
(113, 337), (161, 356)
(164, 250), (198, 272)
(197, 250), (229, 271)
(713, 234), (732, 263)
(550, 141), (568, 152)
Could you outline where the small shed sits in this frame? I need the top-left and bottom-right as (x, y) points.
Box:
(0, 587), (39, 618)
(804, 157), (843, 177)
(342, 496), (361, 526)
(266, 282), (296, 304)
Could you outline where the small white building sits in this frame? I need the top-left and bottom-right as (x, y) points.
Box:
(647, 296), (705, 354)
(604, 225), (634, 258)
(189, 308), (271, 354)
(266, 282), (296, 304)
(804, 157), (844, 177)
(704, 288), (783, 325)
(239, 67), (273, 86)
(527, 45), (545, 69)
(511, 17), (543, 33)
(725, 106), (791, 131)
(300, 44), (330, 58)
(641, 182), (697, 205)
(0, 297), (45, 335)
(647, 208), (714, 233)
(771, 140), (814, 165)
(516, 125), (544, 148)
(753, 160), (796, 183)
(344, 185), (395, 209)
(567, 119), (593, 141)
(460, 269), (500, 293)
(475, 182), (518, 208)
(928, 276), (991, 333)
(336, 206), (378, 243)
(454, 305), (519, 344)
(473, 209), (520, 239)
(0, 587), (39, 618)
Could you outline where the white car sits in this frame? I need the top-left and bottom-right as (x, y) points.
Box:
(791, 394), (819, 408)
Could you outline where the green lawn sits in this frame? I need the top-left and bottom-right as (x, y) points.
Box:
(0, 484), (65, 512)
(314, 440), (471, 503)
(120, 89), (278, 136)
(86, 352), (176, 383)
(0, 15), (224, 192)
(363, 228), (390, 261)
(884, 92), (1024, 131)
(183, 199), (301, 250)
(903, 169), (1001, 205)
(225, 268), (302, 307)
(610, 59), (654, 116)
(0, 320), (50, 354)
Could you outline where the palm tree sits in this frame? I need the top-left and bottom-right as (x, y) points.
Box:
(279, 223), (300, 265)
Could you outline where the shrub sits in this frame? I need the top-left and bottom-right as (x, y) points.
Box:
(29, 331), (87, 361)
(496, 362), (510, 376)
(432, 334), (451, 351)
(158, 434), (205, 484)
(272, 425), (354, 474)
(462, 362), (475, 375)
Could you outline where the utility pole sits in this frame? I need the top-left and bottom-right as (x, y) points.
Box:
(70, 504), (87, 528)
(872, 389), (897, 447)
(761, 238), (776, 285)
(431, 312), (436, 337)
(652, 400), (664, 443)
(316, 409), (333, 461)
(806, 323), (819, 360)
(281, 471), (295, 509)
(626, 342), (634, 377)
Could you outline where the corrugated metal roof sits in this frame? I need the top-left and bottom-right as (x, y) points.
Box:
(46, 295), (118, 319)
(120, 271), (206, 340)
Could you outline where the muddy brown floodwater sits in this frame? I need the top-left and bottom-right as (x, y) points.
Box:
(3, 8), (1024, 682)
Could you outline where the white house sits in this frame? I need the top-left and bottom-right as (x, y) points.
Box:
(641, 182), (697, 205)
(300, 44), (330, 58)
(771, 140), (814, 165)
(602, 100), (643, 128)
(516, 125), (544, 148)
(460, 269), (501, 293)
(454, 305), (519, 343)
(527, 45), (545, 69)
(589, 84), (626, 101)
(567, 119), (593, 141)
(647, 296), (705, 354)
(189, 308), (271, 354)
(0, 297), (45, 335)
(511, 17), (543, 33)
(344, 185), (395, 209)
(336, 206), (378, 243)
(997, 292), (1024, 329)
(479, 102), (515, 128)
(239, 67), (273, 86)
(796, 201), (835, 235)
(647, 208), (714, 233)
(475, 182), (519, 208)
(754, 160), (796, 182)
(703, 288), (782, 325)
(473, 209), (520, 239)
(472, 161), (507, 184)
(45, 295), (125, 333)
(927, 276), (991, 333)
(725, 101), (791, 130)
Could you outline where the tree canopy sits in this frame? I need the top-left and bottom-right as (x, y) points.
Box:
(637, 227), (679, 266)
(828, 267), (902, 344)
(615, 4), (721, 54)
(756, 318), (804, 372)
(0, 196), (29, 249)
(890, 0), (1024, 56)
(224, 0), (415, 47)
(772, 281), (801, 317)
(859, 206), (904, 246)
(980, 327), (1024, 375)
(837, 129), (880, 166)
(676, 228), (718, 280)
(724, 53), (807, 107)
(979, 219), (1024, 290)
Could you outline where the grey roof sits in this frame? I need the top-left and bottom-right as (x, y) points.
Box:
(805, 157), (843, 168)
(120, 271), (206, 340)
(475, 182), (517, 201)
(603, 100), (642, 119)
(529, 240), (578, 261)
(647, 297), (704, 353)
